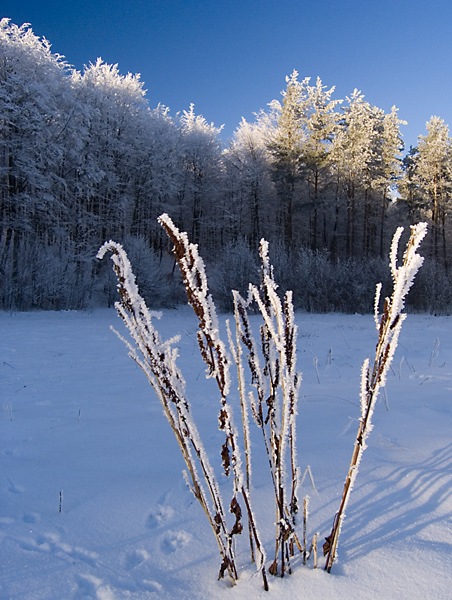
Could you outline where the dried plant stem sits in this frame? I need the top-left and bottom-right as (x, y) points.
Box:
(98, 216), (424, 588)
(159, 214), (268, 591)
(323, 222), (427, 572)
(232, 241), (302, 578)
(312, 533), (318, 569)
(227, 318), (255, 564)
(97, 241), (238, 584)
(303, 496), (309, 565)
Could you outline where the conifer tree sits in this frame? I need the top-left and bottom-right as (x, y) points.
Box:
(406, 116), (452, 265)
(266, 71), (307, 247)
(300, 77), (341, 250)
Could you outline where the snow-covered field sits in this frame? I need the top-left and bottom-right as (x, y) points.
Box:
(0, 307), (451, 599)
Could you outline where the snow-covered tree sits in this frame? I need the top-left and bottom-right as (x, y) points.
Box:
(369, 105), (406, 257)
(176, 104), (224, 249)
(266, 71), (308, 247)
(404, 116), (452, 263)
(225, 118), (275, 246)
(129, 105), (180, 246)
(328, 92), (405, 259)
(329, 90), (375, 257)
(0, 19), (73, 307)
(299, 77), (341, 250)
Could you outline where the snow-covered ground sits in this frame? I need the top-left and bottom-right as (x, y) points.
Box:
(0, 308), (451, 599)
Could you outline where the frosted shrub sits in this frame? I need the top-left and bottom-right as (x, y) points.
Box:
(265, 242), (297, 299)
(292, 250), (391, 314)
(330, 256), (391, 314)
(295, 248), (337, 312)
(208, 238), (259, 312)
(122, 235), (177, 307)
(98, 216), (426, 590)
(408, 257), (452, 314)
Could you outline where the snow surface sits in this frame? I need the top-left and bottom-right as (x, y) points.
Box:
(0, 308), (451, 599)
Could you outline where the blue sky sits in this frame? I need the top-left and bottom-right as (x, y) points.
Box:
(3, 0), (452, 149)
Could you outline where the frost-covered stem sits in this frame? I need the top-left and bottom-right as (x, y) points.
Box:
(232, 292), (280, 507)
(283, 292), (301, 521)
(227, 317), (252, 492)
(227, 316), (255, 564)
(312, 533), (318, 569)
(324, 222), (427, 573)
(303, 496), (309, 565)
(259, 255), (302, 577)
(236, 240), (302, 577)
(97, 241), (238, 585)
(159, 214), (268, 590)
(240, 484), (269, 591)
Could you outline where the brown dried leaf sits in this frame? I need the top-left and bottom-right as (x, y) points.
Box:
(269, 560), (278, 576)
(221, 442), (231, 476)
(323, 533), (333, 556)
(218, 556), (229, 580)
(214, 512), (222, 534)
(218, 408), (228, 430)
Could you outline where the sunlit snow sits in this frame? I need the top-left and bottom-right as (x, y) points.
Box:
(0, 308), (451, 599)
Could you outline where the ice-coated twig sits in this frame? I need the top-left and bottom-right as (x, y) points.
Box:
(97, 240), (238, 585)
(323, 222), (427, 572)
(158, 214), (268, 591)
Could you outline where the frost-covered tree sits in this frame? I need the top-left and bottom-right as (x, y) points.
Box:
(328, 92), (405, 259)
(176, 104), (224, 249)
(72, 59), (149, 241)
(299, 77), (341, 251)
(329, 90), (375, 257)
(0, 20), (186, 309)
(224, 118), (275, 246)
(403, 116), (452, 264)
(129, 105), (180, 246)
(370, 105), (406, 258)
(266, 71), (307, 247)
(0, 19), (73, 308)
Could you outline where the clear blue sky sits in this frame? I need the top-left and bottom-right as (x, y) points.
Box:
(3, 0), (452, 150)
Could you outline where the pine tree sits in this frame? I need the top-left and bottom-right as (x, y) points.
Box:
(372, 106), (406, 258)
(266, 71), (307, 248)
(406, 116), (452, 265)
(300, 77), (341, 251)
(329, 90), (374, 258)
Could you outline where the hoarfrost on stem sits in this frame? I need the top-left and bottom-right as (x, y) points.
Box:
(97, 239), (240, 585)
(324, 222), (427, 573)
(157, 214), (269, 590)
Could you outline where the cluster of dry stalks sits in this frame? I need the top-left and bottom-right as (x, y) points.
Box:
(97, 217), (427, 591)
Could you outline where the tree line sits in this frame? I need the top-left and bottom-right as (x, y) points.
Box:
(1, 19), (452, 312)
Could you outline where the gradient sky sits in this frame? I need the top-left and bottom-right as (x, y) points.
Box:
(3, 0), (452, 150)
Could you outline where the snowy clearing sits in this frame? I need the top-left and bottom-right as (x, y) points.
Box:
(0, 308), (451, 599)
